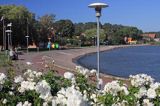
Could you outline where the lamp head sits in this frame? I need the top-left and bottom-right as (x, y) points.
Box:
(88, 2), (108, 17)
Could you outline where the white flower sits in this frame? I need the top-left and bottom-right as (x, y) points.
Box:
(56, 88), (67, 105)
(33, 71), (37, 75)
(24, 69), (42, 80)
(11, 86), (14, 90)
(23, 101), (32, 106)
(82, 69), (90, 77)
(14, 75), (24, 83)
(56, 85), (88, 106)
(75, 66), (82, 71)
(129, 74), (154, 87)
(76, 66), (89, 77)
(143, 99), (154, 106)
(24, 69), (36, 81)
(9, 91), (14, 95)
(36, 72), (42, 78)
(136, 87), (147, 98)
(150, 82), (160, 89)
(16, 101), (32, 106)
(52, 99), (57, 106)
(121, 86), (129, 95)
(90, 93), (97, 103)
(147, 88), (156, 98)
(16, 102), (22, 106)
(43, 102), (48, 106)
(35, 80), (52, 101)
(0, 73), (7, 84)
(103, 80), (121, 96)
(64, 72), (74, 80)
(90, 69), (96, 74)
(112, 100), (128, 106)
(18, 81), (35, 93)
(71, 78), (76, 85)
(2, 99), (7, 104)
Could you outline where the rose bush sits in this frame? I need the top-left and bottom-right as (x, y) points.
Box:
(0, 66), (160, 106)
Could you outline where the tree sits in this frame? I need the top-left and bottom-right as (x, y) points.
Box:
(54, 19), (74, 38)
(84, 22), (97, 30)
(84, 28), (105, 40)
(74, 23), (85, 36)
(0, 5), (35, 47)
(103, 23), (143, 45)
(37, 14), (55, 47)
(84, 28), (105, 45)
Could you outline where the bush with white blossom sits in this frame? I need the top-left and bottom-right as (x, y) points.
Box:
(1, 66), (160, 106)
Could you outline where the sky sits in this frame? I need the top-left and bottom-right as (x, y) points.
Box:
(0, 0), (160, 32)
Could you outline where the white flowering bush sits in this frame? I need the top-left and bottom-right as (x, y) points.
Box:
(129, 74), (154, 88)
(98, 74), (160, 106)
(1, 66), (160, 106)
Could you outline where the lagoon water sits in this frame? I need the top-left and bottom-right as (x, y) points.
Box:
(77, 45), (160, 81)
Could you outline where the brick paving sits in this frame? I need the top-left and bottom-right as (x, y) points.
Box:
(13, 45), (132, 84)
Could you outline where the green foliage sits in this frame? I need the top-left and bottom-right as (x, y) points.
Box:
(0, 5), (35, 46)
(37, 14), (55, 44)
(54, 20), (74, 38)
(84, 28), (105, 40)
(0, 52), (13, 68)
(0, 52), (7, 67)
(7, 68), (15, 80)
(74, 23), (85, 36)
(42, 71), (71, 96)
(98, 93), (115, 105)
(75, 73), (96, 101)
(103, 23), (143, 45)
(23, 90), (42, 106)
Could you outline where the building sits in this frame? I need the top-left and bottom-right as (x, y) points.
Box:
(141, 33), (156, 39)
(140, 33), (159, 42)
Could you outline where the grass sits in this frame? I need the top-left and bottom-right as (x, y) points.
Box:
(0, 51), (10, 68)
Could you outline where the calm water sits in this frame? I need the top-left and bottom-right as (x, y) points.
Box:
(77, 46), (160, 81)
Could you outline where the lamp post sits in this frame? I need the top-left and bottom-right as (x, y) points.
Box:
(5, 29), (12, 60)
(25, 36), (29, 53)
(7, 23), (12, 49)
(5, 29), (12, 50)
(88, 2), (108, 89)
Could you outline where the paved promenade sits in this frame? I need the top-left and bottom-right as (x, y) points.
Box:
(13, 45), (148, 83)
(13, 45), (135, 83)
(15, 45), (125, 72)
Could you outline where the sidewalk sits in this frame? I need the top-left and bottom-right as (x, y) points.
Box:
(14, 45), (132, 83)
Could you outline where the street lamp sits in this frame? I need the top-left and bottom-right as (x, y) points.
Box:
(25, 35), (29, 53)
(5, 29), (12, 60)
(88, 2), (108, 89)
(5, 29), (12, 50)
(7, 23), (12, 49)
